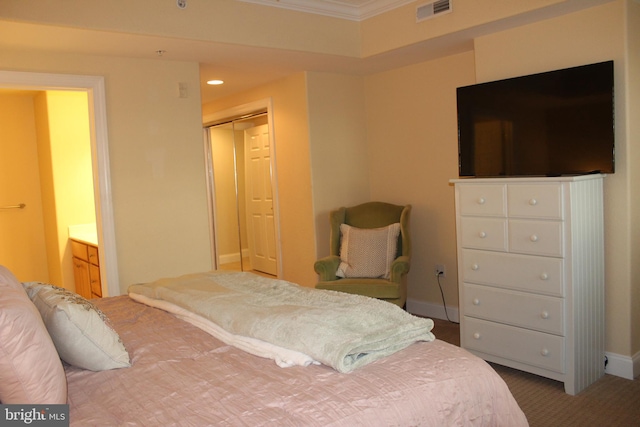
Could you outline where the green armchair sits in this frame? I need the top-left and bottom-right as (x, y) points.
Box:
(314, 202), (411, 308)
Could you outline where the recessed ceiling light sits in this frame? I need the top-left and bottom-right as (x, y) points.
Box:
(207, 80), (224, 85)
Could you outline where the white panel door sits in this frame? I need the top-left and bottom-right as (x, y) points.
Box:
(244, 124), (277, 275)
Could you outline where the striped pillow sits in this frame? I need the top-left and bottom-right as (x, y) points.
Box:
(22, 282), (131, 372)
(336, 223), (400, 279)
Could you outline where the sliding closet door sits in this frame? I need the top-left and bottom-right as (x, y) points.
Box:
(205, 111), (279, 276)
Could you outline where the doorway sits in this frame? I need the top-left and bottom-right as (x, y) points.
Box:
(0, 71), (119, 296)
(203, 100), (281, 277)
(0, 89), (96, 290)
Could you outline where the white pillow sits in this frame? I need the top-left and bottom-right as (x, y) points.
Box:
(22, 282), (131, 372)
(336, 223), (401, 279)
(0, 281), (67, 404)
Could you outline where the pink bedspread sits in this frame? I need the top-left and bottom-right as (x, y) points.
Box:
(66, 296), (527, 426)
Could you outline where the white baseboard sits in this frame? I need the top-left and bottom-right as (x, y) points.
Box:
(605, 350), (640, 380)
(219, 249), (249, 265)
(408, 299), (638, 381)
(406, 298), (459, 323)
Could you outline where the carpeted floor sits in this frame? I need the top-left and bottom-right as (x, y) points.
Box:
(431, 318), (640, 427)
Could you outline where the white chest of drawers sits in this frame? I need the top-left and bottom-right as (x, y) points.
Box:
(450, 175), (605, 395)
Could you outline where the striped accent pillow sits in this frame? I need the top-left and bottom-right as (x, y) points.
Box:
(336, 223), (401, 279)
(22, 282), (131, 372)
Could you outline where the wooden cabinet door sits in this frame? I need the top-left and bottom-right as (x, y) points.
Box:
(89, 264), (102, 298)
(72, 257), (91, 299)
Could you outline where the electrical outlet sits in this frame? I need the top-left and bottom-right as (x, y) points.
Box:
(435, 264), (446, 278)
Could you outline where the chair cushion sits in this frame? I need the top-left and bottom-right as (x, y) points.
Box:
(22, 282), (131, 372)
(316, 278), (401, 299)
(336, 223), (400, 279)
(0, 280), (67, 404)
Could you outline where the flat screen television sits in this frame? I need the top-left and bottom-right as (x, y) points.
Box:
(456, 60), (614, 177)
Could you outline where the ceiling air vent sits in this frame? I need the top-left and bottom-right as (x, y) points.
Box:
(416, 0), (451, 22)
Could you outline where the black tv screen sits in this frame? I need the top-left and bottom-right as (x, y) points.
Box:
(457, 61), (614, 177)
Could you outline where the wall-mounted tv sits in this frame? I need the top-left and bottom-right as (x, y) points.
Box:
(457, 60), (614, 177)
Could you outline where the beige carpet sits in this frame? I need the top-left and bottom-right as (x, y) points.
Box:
(431, 318), (640, 427)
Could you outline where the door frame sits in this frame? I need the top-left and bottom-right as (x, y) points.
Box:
(0, 71), (119, 296)
(203, 98), (282, 277)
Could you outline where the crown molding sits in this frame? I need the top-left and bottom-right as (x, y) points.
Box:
(237, 0), (414, 21)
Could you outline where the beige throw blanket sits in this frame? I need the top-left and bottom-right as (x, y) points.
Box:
(128, 271), (435, 373)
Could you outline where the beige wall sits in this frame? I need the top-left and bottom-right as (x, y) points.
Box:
(306, 72), (370, 258)
(627, 0), (640, 357)
(0, 92), (48, 281)
(0, 51), (212, 293)
(364, 51), (476, 316)
(473, 0), (635, 366)
(203, 73), (318, 287)
(34, 91), (95, 289)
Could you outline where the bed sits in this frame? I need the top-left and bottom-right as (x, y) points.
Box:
(1, 267), (528, 426)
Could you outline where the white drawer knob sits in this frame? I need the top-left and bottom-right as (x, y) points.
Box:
(540, 311), (550, 319)
(529, 198), (538, 206)
(471, 264), (480, 271)
(540, 273), (549, 280)
(478, 197), (486, 205)
(473, 332), (481, 340)
(541, 348), (550, 357)
(473, 298), (480, 306)
(530, 234), (539, 242)
(479, 231), (487, 238)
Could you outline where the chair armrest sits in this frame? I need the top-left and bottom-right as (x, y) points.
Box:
(390, 256), (410, 283)
(314, 255), (341, 281)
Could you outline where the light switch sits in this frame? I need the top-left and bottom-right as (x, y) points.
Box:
(178, 82), (188, 98)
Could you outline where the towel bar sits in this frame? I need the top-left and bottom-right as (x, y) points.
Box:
(0, 203), (26, 210)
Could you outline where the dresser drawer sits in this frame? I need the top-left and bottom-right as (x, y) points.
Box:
(463, 283), (564, 335)
(461, 249), (563, 296)
(460, 217), (508, 251)
(458, 184), (506, 217)
(463, 317), (564, 373)
(509, 220), (563, 257)
(507, 184), (563, 219)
